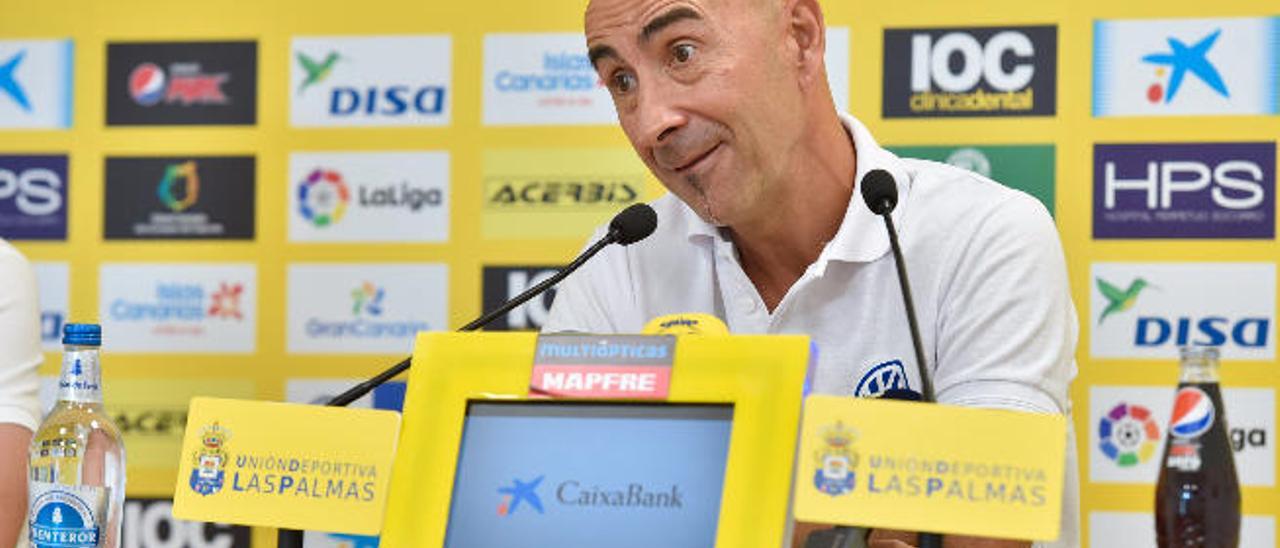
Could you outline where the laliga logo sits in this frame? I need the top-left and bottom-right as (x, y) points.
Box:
(911, 31), (1035, 93)
(298, 169), (350, 227)
(1098, 402), (1161, 467)
(1169, 387), (1215, 439)
(129, 62), (229, 107)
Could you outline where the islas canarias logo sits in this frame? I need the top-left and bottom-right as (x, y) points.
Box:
(298, 168), (351, 227)
(208, 282), (245, 320)
(497, 475), (545, 516)
(1096, 277), (1152, 325)
(190, 422), (230, 496)
(813, 421), (858, 497)
(157, 161), (200, 212)
(1140, 29), (1228, 105)
(1098, 402), (1161, 467)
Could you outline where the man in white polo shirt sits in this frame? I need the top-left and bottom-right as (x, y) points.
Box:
(546, 0), (1079, 546)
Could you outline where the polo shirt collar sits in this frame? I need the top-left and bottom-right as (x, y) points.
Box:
(681, 112), (912, 269)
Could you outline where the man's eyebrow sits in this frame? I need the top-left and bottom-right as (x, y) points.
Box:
(588, 44), (619, 69)
(641, 7), (701, 42)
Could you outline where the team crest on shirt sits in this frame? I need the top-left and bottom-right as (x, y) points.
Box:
(854, 359), (913, 398)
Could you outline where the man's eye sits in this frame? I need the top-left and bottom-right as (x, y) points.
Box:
(611, 71), (637, 94)
(673, 43), (696, 63)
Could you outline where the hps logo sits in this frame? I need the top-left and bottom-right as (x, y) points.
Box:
(290, 36), (451, 127)
(0, 155), (68, 240)
(1093, 17), (1280, 117)
(882, 25), (1057, 117)
(1090, 263), (1275, 360)
(1093, 142), (1275, 239)
(497, 476), (545, 516)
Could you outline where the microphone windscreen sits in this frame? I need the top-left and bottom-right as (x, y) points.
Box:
(860, 169), (898, 215)
(609, 203), (658, 245)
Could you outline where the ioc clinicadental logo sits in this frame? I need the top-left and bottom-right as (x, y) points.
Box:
(189, 422), (230, 496)
(813, 421), (858, 497)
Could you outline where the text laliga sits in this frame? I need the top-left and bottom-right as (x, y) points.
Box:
(539, 371), (658, 393)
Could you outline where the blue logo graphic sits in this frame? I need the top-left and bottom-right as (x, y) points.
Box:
(497, 476), (545, 516)
(854, 360), (912, 398)
(0, 50), (31, 111)
(28, 491), (100, 548)
(324, 533), (380, 548)
(1141, 29), (1229, 103)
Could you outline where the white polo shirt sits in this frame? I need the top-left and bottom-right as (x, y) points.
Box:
(544, 113), (1080, 547)
(0, 238), (43, 433)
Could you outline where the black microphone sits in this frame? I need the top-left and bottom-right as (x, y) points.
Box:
(324, 202), (658, 407)
(277, 203), (658, 548)
(861, 169), (942, 548)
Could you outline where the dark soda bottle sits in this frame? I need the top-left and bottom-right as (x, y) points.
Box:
(1155, 347), (1240, 547)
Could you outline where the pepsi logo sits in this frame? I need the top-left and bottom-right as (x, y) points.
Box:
(1169, 387), (1216, 439)
(128, 63), (167, 106)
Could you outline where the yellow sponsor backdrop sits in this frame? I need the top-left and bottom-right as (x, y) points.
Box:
(1, 0), (1277, 546)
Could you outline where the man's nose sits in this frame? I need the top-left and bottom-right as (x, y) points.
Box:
(635, 77), (688, 149)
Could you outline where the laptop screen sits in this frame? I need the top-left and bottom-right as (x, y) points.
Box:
(443, 402), (734, 548)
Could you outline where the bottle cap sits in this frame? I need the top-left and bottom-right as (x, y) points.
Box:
(63, 323), (102, 346)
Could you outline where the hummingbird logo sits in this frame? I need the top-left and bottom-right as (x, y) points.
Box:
(1096, 277), (1152, 325)
(297, 51), (340, 95)
(1141, 29), (1229, 104)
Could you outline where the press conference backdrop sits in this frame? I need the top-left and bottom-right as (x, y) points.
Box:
(1, 0), (1277, 546)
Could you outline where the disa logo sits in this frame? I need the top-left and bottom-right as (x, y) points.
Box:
(291, 36), (451, 127)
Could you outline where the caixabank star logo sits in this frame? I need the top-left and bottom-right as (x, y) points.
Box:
(882, 25), (1057, 118)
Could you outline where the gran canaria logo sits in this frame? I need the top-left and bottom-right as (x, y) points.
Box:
(189, 422), (230, 496)
(813, 421), (858, 497)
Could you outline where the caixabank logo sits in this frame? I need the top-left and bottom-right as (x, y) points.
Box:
(1090, 262), (1275, 360)
(886, 144), (1055, 215)
(882, 25), (1057, 117)
(483, 149), (648, 239)
(291, 35), (451, 127)
(104, 156), (255, 240)
(1094, 143), (1275, 239)
(1094, 17), (1279, 117)
(123, 498), (249, 548)
(287, 264), (447, 354)
(99, 263), (257, 353)
(482, 266), (560, 331)
(0, 154), (67, 240)
(1089, 386), (1274, 487)
(288, 151), (449, 243)
(106, 41), (257, 125)
(0, 39), (73, 129)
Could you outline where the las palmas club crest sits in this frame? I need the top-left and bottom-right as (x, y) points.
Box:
(190, 422), (230, 496)
(814, 421), (858, 497)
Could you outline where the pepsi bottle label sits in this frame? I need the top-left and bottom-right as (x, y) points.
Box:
(28, 482), (108, 548)
(1164, 386), (1217, 472)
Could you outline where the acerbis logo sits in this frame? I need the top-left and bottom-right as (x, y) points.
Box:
(1141, 29), (1228, 105)
(298, 169), (350, 227)
(1097, 402), (1161, 467)
(1090, 263), (1275, 360)
(291, 36), (451, 127)
(1093, 142), (1275, 239)
(1093, 17), (1279, 117)
(156, 161), (199, 212)
(0, 155), (68, 240)
(485, 179), (638, 209)
(127, 61), (229, 107)
(497, 476), (545, 516)
(883, 25), (1057, 117)
(0, 40), (73, 129)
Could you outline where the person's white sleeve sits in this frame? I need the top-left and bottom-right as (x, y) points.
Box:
(0, 243), (44, 432)
(542, 227), (626, 334)
(933, 192), (1077, 414)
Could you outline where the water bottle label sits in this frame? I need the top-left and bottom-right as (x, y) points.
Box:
(57, 351), (102, 404)
(27, 482), (108, 548)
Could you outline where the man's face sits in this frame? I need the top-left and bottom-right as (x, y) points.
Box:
(586, 0), (809, 226)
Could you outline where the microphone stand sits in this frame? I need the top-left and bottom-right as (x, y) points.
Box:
(277, 232), (621, 547)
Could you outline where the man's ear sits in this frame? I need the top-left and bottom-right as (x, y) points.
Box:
(785, 0), (826, 86)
